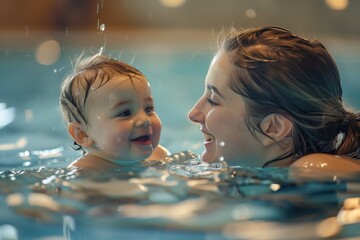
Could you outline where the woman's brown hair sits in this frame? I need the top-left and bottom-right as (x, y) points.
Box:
(219, 26), (360, 166)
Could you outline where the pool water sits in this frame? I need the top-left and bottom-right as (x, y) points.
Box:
(1, 35), (360, 239)
(0, 47), (210, 168)
(1, 151), (360, 239)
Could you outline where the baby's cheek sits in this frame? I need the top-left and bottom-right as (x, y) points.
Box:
(151, 118), (162, 146)
(105, 128), (126, 146)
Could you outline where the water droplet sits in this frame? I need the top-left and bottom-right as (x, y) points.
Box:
(100, 24), (106, 32)
(23, 161), (31, 167)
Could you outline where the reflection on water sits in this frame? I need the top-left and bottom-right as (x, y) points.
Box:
(1, 151), (359, 239)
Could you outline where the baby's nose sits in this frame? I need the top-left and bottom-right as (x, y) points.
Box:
(134, 116), (151, 127)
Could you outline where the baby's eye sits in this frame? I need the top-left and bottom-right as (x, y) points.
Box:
(145, 106), (155, 114)
(206, 98), (218, 107)
(117, 110), (131, 117)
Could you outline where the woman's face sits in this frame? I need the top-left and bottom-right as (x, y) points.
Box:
(188, 52), (266, 167)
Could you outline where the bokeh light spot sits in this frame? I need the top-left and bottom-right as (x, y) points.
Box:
(159, 0), (186, 8)
(325, 0), (348, 10)
(245, 8), (257, 18)
(35, 40), (61, 65)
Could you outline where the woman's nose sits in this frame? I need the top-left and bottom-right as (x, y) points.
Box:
(188, 101), (205, 124)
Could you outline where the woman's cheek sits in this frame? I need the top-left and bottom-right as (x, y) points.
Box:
(206, 109), (223, 133)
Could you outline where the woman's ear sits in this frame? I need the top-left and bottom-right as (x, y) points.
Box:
(68, 122), (94, 148)
(259, 114), (293, 146)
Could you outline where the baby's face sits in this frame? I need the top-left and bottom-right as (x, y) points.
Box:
(84, 74), (162, 165)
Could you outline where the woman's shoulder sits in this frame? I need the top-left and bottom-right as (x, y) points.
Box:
(289, 153), (360, 181)
(291, 153), (360, 169)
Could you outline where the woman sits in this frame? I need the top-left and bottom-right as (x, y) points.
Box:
(188, 26), (360, 177)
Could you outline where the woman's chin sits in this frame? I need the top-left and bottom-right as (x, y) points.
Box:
(201, 151), (219, 163)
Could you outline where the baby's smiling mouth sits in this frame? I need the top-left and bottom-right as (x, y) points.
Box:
(132, 135), (152, 145)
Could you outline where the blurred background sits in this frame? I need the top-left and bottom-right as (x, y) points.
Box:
(0, 0), (359, 168)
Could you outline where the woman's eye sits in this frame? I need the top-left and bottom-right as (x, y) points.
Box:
(206, 98), (218, 107)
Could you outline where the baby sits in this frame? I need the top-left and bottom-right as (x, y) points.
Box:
(60, 54), (170, 171)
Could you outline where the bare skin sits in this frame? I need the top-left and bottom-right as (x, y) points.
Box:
(67, 75), (170, 171)
(68, 145), (170, 171)
(289, 153), (360, 181)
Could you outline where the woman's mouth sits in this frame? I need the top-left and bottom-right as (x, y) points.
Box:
(203, 132), (214, 144)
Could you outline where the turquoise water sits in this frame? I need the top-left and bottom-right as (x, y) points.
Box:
(1, 152), (360, 239)
(0, 49), (210, 167)
(1, 44), (360, 239)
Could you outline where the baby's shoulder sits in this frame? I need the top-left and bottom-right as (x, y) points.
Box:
(146, 145), (171, 161)
(67, 156), (96, 170)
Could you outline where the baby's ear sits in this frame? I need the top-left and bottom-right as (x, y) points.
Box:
(259, 114), (293, 146)
(68, 122), (94, 148)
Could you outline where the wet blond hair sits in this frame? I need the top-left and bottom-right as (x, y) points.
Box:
(60, 54), (145, 152)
